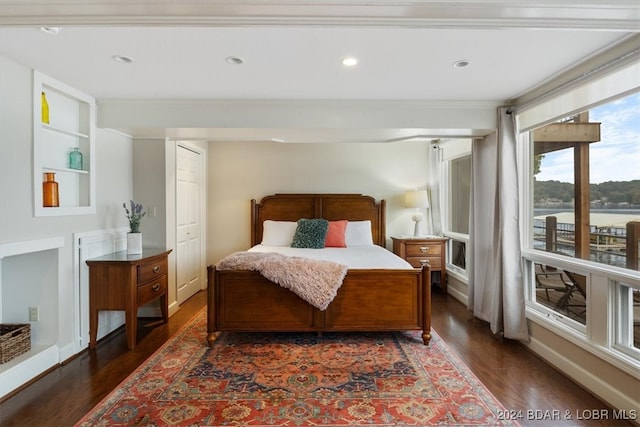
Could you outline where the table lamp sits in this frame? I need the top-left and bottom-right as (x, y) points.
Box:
(405, 189), (430, 237)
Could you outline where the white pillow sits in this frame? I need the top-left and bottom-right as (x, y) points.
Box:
(345, 220), (374, 246)
(261, 220), (298, 246)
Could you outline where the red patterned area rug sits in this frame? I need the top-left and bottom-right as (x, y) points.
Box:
(76, 308), (518, 426)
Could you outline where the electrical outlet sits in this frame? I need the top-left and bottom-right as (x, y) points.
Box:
(29, 306), (39, 322)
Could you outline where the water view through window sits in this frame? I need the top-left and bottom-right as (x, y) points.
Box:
(531, 92), (639, 339)
(532, 92), (640, 270)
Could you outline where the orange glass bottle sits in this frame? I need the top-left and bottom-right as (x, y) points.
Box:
(43, 172), (59, 207)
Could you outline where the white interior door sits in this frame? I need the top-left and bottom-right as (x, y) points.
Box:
(176, 145), (202, 304)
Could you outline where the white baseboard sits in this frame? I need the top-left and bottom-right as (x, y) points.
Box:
(58, 342), (77, 363)
(168, 300), (180, 317)
(446, 286), (468, 306)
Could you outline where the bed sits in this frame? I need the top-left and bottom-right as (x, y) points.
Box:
(206, 193), (431, 346)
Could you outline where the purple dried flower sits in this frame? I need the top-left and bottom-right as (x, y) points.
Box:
(123, 200), (146, 233)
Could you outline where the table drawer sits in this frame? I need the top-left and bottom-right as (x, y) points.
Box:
(405, 243), (442, 257)
(138, 258), (168, 284)
(406, 256), (442, 270)
(138, 275), (167, 305)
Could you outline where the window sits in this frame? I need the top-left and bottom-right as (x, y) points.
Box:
(528, 92), (640, 326)
(533, 263), (587, 326)
(532, 92), (640, 270)
(441, 139), (472, 277)
(450, 240), (466, 270)
(616, 282), (640, 359)
(520, 84), (640, 369)
(449, 155), (471, 236)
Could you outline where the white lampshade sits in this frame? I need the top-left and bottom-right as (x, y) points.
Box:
(404, 189), (430, 209)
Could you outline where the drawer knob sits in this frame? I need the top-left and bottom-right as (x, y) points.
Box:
(152, 283), (161, 292)
(153, 266), (160, 273)
(419, 246), (429, 253)
(419, 259), (429, 266)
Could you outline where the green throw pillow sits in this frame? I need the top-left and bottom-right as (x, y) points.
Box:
(291, 218), (329, 248)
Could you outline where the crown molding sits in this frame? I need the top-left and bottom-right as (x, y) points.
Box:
(1, 1), (638, 31)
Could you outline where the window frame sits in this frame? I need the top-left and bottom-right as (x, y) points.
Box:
(517, 88), (640, 377)
(440, 139), (472, 281)
(614, 282), (640, 360)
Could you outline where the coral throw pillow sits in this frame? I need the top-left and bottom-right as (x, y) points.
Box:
(325, 220), (348, 247)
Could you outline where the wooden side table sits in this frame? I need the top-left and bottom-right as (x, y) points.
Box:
(86, 248), (172, 349)
(392, 237), (448, 293)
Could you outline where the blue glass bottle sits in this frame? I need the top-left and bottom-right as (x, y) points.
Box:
(69, 147), (83, 170)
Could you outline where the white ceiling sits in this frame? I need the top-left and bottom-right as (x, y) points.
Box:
(1, 1), (638, 142)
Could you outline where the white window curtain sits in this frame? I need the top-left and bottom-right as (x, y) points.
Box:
(467, 107), (529, 340)
(427, 142), (442, 236)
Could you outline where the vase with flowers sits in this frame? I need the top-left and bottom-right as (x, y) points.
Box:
(123, 200), (146, 254)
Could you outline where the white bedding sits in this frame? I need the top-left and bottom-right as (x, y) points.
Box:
(248, 245), (413, 270)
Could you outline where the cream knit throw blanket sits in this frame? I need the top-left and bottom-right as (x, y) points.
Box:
(216, 251), (349, 311)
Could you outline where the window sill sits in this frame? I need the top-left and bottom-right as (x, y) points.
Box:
(446, 265), (468, 283)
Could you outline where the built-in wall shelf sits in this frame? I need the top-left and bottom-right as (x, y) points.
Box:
(0, 237), (65, 259)
(33, 71), (96, 216)
(0, 344), (58, 399)
(0, 237), (64, 398)
(42, 122), (90, 140)
(42, 166), (89, 175)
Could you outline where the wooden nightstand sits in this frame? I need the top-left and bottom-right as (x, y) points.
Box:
(392, 237), (448, 293)
(86, 248), (172, 350)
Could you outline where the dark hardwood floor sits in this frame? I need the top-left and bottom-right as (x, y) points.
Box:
(0, 290), (632, 426)
(430, 290), (634, 426)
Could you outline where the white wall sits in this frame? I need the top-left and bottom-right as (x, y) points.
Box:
(133, 139), (167, 249)
(0, 55), (133, 353)
(207, 140), (430, 263)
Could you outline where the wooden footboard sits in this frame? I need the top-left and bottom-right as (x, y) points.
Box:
(207, 264), (431, 346)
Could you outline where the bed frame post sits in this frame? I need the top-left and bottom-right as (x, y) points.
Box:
(206, 265), (219, 347)
(379, 199), (386, 245)
(250, 199), (258, 247)
(421, 264), (432, 345)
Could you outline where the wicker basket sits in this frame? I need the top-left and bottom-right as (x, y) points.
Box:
(0, 324), (31, 364)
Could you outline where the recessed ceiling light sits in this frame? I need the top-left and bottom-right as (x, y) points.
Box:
(112, 55), (134, 64)
(452, 59), (470, 68)
(342, 57), (358, 67)
(226, 56), (245, 65)
(40, 27), (61, 35)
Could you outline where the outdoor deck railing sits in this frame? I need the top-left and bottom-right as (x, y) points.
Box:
(535, 217), (640, 270)
(627, 221), (640, 270)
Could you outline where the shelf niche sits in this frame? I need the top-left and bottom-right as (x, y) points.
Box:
(0, 237), (64, 398)
(33, 71), (96, 216)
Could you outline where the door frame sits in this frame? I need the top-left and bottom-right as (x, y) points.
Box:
(166, 139), (207, 309)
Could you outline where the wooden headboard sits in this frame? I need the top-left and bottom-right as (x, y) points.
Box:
(251, 194), (386, 247)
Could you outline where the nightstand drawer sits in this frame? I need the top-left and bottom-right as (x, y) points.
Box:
(138, 275), (167, 305)
(406, 256), (442, 270)
(405, 243), (442, 257)
(138, 258), (168, 284)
